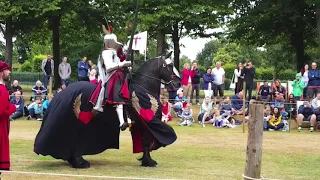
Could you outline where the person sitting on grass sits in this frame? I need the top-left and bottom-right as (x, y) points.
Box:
(286, 94), (297, 119)
(258, 81), (271, 102)
(267, 107), (285, 131)
(9, 91), (24, 121)
(42, 95), (52, 113)
(272, 79), (286, 100)
(263, 105), (272, 130)
(213, 110), (223, 128)
(198, 96), (213, 127)
(178, 103), (194, 126)
(173, 91), (187, 117)
(296, 101), (317, 132)
(291, 73), (305, 101)
(161, 96), (172, 123)
(31, 80), (47, 101)
(231, 91), (245, 114)
(8, 80), (23, 97)
(27, 97), (44, 121)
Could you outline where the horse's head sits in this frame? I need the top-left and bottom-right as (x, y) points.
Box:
(159, 52), (181, 89)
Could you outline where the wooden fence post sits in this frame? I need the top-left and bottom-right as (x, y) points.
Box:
(48, 77), (53, 96)
(244, 104), (264, 180)
(242, 82), (246, 133)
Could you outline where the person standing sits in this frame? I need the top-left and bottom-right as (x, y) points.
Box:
(181, 63), (195, 103)
(78, 56), (89, 81)
(212, 61), (225, 105)
(234, 62), (244, 94)
(41, 54), (54, 89)
(0, 62), (16, 173)
(243, 60), (255, 100)
(307, 62), (320, 100)
(300, 64), (309, 99)
(58, 56), (71, 86)
(190, 62), (201, 105)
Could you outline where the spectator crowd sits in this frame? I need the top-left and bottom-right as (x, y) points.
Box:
(5, 54), (320, 132)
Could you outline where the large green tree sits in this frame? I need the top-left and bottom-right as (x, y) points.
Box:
(230, 0), (316, 71)
(138, 0), (232, 69)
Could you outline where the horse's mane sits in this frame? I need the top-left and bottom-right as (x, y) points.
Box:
(135, 56), (161, 73)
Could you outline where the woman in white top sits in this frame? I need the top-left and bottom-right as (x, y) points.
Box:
(300, 64), (309, 99)
(89, 64), (97, 84)
(198, 96), (214, 128)
(234, 62), (244, 94)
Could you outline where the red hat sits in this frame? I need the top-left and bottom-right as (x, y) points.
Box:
(0, 62), (11, 72)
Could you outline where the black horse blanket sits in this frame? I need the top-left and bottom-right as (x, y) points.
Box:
(34, 81), (177, 160)
(129, 84), (177, 153)
(34, 82), (120, 160)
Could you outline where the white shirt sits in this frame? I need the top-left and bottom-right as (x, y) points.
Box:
(212, 67), (225, 85)
(188, 76), (191, 83)
(234, 69), (242, 83)
(301, 71), (309, 85)
(89, 69), (97, 81)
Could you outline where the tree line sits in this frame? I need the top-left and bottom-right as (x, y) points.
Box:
(1, 0), (320, 87)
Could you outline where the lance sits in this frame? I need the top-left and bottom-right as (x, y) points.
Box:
(126, 0), (140, 67)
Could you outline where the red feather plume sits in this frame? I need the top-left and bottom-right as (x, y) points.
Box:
(109, 25), (113, 33)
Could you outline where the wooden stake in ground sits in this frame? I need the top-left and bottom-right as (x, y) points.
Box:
(48, 77), (53, 96)
(244, 104), (264, 180)
(242, 82), (246, 133)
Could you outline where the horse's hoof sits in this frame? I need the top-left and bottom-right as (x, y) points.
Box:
(67, 157), (90, 169)
(141, 158), (158, 167)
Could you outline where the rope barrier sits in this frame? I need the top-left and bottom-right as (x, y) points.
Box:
(0, 170), (181, 180)
(242, 174), (282, 180)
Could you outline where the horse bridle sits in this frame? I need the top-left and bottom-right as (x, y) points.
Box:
(131, 57), (179, 85)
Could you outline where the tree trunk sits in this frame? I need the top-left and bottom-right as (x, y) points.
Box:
(156, 19), (166, 56)
(290, 31), (305, 72)
(4, 17), (14, 67)
(316, 3), (320, 46)
(172, 22), (180, 70)
(51, 15), (61, 90)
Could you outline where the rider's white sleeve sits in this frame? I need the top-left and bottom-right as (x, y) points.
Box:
(102, 50), (121, 72)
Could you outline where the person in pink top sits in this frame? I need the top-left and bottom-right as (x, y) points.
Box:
(181, 63), (195, 102)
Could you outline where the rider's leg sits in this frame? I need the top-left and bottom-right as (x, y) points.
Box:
(116, 104), (128, 131)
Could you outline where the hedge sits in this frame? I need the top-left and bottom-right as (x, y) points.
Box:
(11, 72), (42, 85)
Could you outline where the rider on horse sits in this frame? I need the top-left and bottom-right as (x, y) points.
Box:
(89, 24), (131, 131)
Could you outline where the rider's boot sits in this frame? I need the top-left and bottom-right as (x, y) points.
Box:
(116, 104), (128, 131)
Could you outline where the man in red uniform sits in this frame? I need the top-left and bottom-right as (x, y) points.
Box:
(0, 62), (16, 174)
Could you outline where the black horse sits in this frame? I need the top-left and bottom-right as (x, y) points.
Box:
(34, 53), (181, 168)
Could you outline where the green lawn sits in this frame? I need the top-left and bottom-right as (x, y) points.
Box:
(2, 105), (320, 180)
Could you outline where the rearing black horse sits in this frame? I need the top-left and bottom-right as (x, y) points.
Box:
(34, 53), (181, 168)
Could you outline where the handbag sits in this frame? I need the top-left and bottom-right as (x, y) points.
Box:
(229, 74), (236, 90)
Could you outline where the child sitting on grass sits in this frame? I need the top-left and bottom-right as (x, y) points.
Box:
(199, 96), (213, 128)
(263, 105), (272, 130)
(27, 97), (43, 121)
(161, 96), (172, 123)
(173, 91), (187, 117)
(178, 103), (194, 126)
(213, 110), (223, 128)
(268, 107), (285, 131)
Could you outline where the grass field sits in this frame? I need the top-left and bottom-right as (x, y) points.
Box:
(3, 89), (318, 180)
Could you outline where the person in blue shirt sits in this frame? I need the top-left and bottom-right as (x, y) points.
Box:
(9, 91), (24, 121)
(296, 101), (317, 132)
(231, 91), (244, 114)
(173, 91), (187, 117)
(42, 95), (52, 113)
(78, 56), (89, 81)
(27, 97), (44, 121)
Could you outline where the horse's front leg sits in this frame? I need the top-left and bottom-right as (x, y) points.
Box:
(140, 129), (157, 167)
